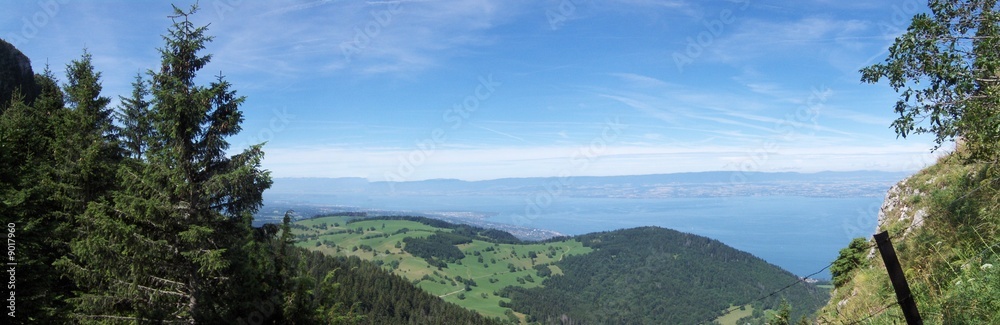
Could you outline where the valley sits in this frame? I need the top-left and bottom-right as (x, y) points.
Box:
(292, 215), (591, 321)
(10, 0), (997, 323)
(292, 215), (828, 324)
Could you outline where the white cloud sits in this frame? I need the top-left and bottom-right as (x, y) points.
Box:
(205, 0), (525, 79)
(261, 142), (937, 180)
(608, 72), (675, 89)
(710, 16), (875, 64)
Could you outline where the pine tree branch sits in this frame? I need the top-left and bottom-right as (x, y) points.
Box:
(134, 283), (190, 299)
(75, 313), (192, 324)
(148, 275), (188, 290)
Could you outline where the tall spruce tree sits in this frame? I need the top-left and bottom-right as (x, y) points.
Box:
(51, 50), (121, 222)
(116, 73), (152, 160)
(58, 4), (272, 323)
(41, 51), (124, 324)
(0, 67), (68, 324)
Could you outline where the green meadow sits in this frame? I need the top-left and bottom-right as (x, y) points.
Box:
(293, 216), (592, 319)
(715, 304), (754, 325)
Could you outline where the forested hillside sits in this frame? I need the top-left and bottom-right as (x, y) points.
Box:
(500, 227), (828, 324)
(0, 5), (498, 324)
(292, 215), (591, 322)
(295, 216), (828, 324)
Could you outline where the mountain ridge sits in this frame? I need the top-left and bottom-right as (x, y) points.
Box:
(273, 170), (909, 185)
(268, 171), (909, 198)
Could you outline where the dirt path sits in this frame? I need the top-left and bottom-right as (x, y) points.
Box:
(438, 288), (465, 298)
(558, 245), (573, 261)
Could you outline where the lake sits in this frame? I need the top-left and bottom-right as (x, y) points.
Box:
(264, 193), (885, 279)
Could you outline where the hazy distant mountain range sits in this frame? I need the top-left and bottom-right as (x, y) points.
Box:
(268, 171), (909, 199)
(258, 171), (907, 240)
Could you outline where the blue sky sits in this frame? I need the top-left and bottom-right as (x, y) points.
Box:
(2, 0), (945, 181)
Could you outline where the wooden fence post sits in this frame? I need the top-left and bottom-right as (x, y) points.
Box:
(873, 231), (922, 325)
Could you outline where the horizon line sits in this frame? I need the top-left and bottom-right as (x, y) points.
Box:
(270, 169), (917, 183)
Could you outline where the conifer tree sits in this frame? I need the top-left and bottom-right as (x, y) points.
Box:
(38, 50), (123, 324)
(1, 95), (62, 325)
(33, 66), (65, 119)
(51, 50), (121, 219)
(58, 4), (272, 323)
(1, 65), (71, 323)
(117, 73), (152, 160)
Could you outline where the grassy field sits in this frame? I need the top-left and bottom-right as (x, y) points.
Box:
(715, 304), (754, 325)
(292, 216), (593, 320)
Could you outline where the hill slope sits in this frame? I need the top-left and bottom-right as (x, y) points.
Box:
(293, 215), (592, 322)
(818, 153), (1000, 323)
(500, 227), (829, 324)
(282, 245), (506, 324)
(294, 216), (828, 324)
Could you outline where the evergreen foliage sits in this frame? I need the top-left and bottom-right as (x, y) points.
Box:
(57, 49), (121, 199)
(1, 44), (121, 324)
(116, 73), (152, 159)
(256, 213), (501, 324)
(297, 216), (829, 324)
(54, 5), (271, 322)
(349, 215), (523, 244)
(403, 233), (469, 264)
(0, 62), (68, 324)
(0, 7), (509, 324)
(500, 227), (828, 324)
(770, 300), (792, 325)
(830, 238), (869, 288)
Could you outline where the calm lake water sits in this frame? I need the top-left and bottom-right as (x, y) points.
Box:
(269, 193), (885, 279)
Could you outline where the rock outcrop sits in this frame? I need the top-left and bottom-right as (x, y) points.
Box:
(0, 38), (38, 108)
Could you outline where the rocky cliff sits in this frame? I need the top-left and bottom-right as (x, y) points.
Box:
(817, 153), (999, 324)
(0, 38), (38, 108)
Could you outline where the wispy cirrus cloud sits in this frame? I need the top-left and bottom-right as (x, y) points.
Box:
(207, 0), (526, 80)
(2, 0), (938, 181)
(594, 73), (875, 148)
(708, 16), (873, 64)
